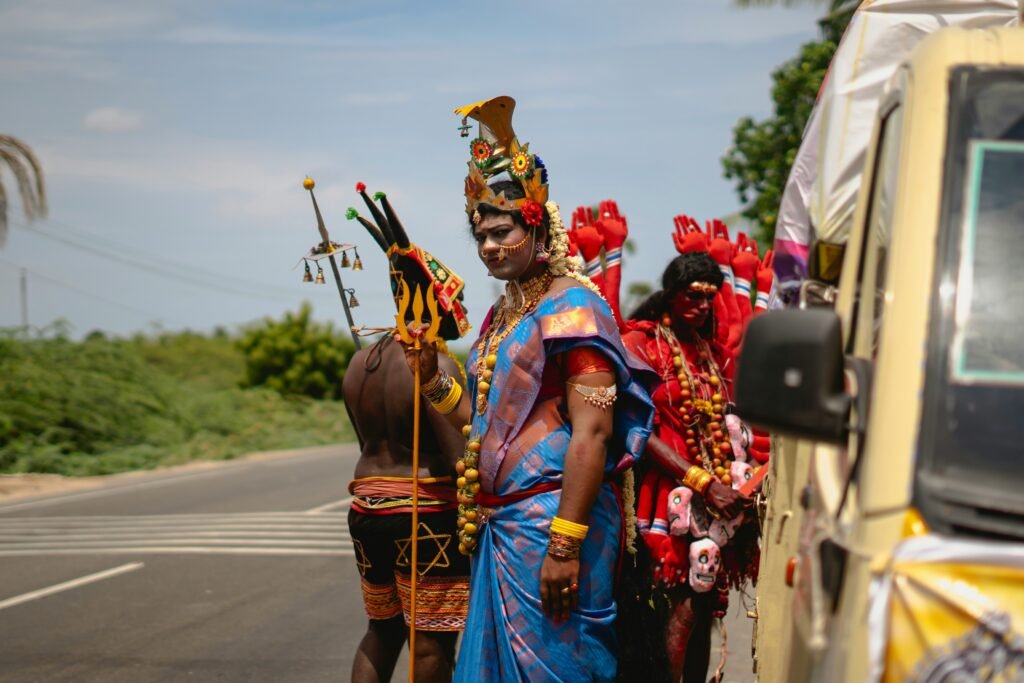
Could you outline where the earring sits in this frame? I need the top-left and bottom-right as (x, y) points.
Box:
(535, 241), (550, 263)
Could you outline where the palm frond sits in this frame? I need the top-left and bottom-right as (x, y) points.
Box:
(0, 135), (47, 248)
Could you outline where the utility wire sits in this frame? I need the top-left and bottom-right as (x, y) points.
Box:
(12, 220), (304, 302)
(0, 257), (189, 327)
(38, 215), (309, 298)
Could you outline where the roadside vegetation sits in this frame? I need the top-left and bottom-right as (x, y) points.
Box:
(0, 305), (355, 476)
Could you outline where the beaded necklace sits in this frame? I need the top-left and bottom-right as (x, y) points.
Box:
(455, 269), (553, 556)
(474, 270), (554, 415)
(658, 317), (735, 486)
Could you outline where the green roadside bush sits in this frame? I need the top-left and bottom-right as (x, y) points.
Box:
(0, 321), (352, 476)
(238, 302), (355, 400)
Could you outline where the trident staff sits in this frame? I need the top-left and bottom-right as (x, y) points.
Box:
(394, 281), (443, 682)
(301, 177), (362, 350)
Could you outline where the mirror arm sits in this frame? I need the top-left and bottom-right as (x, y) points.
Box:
(834, 357), (874, 521)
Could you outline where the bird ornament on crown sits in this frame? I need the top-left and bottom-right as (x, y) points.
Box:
(345, 183), (471, 341)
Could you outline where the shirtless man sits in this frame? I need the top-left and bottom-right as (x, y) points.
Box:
(341, 183), (473, 683)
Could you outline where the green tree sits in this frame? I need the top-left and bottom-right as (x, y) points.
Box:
(721, 3), (854, 245)
(237, 302), (355, 399)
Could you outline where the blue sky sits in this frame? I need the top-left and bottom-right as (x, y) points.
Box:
(0, 0), (823, 345)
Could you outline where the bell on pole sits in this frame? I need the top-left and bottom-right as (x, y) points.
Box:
(302, 260), (314, 283)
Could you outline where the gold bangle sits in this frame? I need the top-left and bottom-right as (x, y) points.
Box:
(550, 516), (589, 540)
(432, 381), (463, 415)
(683, 466), (712, 495)
(547, 531), (582, 560)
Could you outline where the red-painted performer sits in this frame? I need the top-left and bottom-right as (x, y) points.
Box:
(571, 206), (775, 682)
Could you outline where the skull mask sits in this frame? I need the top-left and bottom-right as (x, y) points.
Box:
(730, 460), (754, 491)
(667, 486), (694, 536)
(725, 414), (750, 462)
(688, 538), (722, 593)
(708, 512), (744, 547)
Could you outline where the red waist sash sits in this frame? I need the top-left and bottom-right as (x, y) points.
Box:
(474, 481), (562, 508)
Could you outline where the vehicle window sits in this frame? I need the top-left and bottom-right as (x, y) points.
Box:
(951, 141), (1024, 382)
(916, 67), (1024, 538)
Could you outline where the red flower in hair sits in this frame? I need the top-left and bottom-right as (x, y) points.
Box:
(520, 200), (543, 227)
(355, 181), (366, 193)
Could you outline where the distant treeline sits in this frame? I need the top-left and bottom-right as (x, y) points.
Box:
(0, 305), (355, 476)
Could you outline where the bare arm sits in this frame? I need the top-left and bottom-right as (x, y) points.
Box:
(645, 433), (748, 520)
(395, 328), (473, 431)
(540, 368), (615, 623)
(423, 352), (470, 471)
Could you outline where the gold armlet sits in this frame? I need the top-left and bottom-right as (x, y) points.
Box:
(567, 382), (617, 410)
(683, 466), (713, 495)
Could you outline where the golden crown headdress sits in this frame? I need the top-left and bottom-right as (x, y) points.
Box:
(454, 96), (549, 218)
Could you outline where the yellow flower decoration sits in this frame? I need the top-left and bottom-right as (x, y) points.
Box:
(509, 150), (533, 180)
(470, 137), (493, 167)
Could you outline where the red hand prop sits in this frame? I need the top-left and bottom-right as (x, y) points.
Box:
(732, 234), (758, 334)
(706, 219), (742, 351)
(672, 215), (708, 254)
(755, 249), (775, 313)
(570, 205), (604, 275)
(595, 199), (627, 329)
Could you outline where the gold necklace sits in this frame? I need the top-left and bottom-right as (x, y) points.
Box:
(658, 319), (733, 485)
(475, 270), (553, 415)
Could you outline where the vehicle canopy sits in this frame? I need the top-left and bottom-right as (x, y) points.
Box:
(772, 0), (1019, 300)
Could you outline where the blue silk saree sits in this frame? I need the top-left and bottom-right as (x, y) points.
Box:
(454, 286), (654, 683)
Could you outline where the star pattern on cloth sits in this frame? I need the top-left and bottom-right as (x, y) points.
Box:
(394, 521), (452, 576)
(352, 538), (372, 576)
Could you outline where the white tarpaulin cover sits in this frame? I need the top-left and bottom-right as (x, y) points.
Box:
(772, 0), (1019, 304)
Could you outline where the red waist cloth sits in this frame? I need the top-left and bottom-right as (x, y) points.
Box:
(475, 481), (562, 508)
(475, 472), (619, 508)
(348, 476), (457, 515)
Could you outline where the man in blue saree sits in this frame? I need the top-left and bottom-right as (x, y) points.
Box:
(396, 96), (655, 682)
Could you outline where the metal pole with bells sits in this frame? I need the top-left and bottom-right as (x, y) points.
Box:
(302, 177), (362, 350)
(394, 279), (442, 683)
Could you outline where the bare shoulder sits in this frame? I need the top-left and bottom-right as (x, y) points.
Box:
(546, 275), (582, 295)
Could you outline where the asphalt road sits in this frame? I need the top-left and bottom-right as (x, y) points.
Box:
(0, 445), (755, 682)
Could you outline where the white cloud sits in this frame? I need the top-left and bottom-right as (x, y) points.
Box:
(83, 107), (144, 132)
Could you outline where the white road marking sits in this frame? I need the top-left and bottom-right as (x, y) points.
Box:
(0, 469), (237, 514)
(304, 497), (353, 514)
(0, 512), (352, 557)
(0, 562), (144, 611)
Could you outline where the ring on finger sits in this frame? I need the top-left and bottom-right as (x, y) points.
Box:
(560, 586), (571, 595)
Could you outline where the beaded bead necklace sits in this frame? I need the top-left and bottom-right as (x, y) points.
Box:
(658, 317), (735, 486)
(455, 269), (553, 555)
(474, 270), (553, 415)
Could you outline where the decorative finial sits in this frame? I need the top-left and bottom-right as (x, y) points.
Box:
(355, 181), (367, 193)
(303, 177), (315, 190)
(373, 191), (386, 201)
(345, 207), (359, 220)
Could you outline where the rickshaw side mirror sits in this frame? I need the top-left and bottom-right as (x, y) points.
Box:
(735, 309), (850, 443)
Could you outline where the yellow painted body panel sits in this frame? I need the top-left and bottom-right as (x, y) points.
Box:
(756, 26), (1024, 683)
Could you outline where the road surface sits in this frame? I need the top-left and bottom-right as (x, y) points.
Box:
(0, 445), (755, 682)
